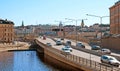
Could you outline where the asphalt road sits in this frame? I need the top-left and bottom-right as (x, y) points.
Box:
(37, 37), (101, 63)
(37, 37), (120, 69)
(60, 38), (120, 57)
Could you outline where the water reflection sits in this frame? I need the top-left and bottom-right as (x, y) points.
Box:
(0, 52), (14, 71)
(0, 51), (59, 71)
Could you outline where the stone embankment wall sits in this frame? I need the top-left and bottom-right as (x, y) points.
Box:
(102, 37), (120, 50)
(65, 34), (90, 43)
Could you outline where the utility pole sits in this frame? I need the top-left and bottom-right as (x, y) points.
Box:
(86, 14), (109, 47)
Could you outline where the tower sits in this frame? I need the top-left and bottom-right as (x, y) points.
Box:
(21, 21), (24, 28)
(81, 19), (84, 28)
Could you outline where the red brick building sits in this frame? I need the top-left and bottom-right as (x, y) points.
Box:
(109, 1), (120, 34)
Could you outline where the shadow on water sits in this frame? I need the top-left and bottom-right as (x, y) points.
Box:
(36, 52), (60, 71)
(37, 52), (83, 71)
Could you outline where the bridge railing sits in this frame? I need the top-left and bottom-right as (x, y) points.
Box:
(36, 39), (120, 71)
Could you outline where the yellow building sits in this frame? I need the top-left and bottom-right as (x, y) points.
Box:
(0, 19), (14, 43)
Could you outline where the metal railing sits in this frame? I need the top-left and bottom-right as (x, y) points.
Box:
(35, 39), (120, 71)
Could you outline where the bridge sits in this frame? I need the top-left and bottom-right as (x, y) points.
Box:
(35, 37), (120, 71)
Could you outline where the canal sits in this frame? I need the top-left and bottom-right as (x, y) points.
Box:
(0, 51), (60, 71)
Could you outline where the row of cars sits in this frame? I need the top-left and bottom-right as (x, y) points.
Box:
(91, 45), (111, 54)
(91, 45), (120, 67)
(63, 40), (120, 67)
(46, 39), (72, 54)
(61, 40), (86, 54)
(62, 40), (72, 54)
(55, 39), (111, 55)
(46, 39), (120, 67)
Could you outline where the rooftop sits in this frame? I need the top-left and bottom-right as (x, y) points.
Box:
(115, 0), (120, 5)
(0, 19), (14, 24)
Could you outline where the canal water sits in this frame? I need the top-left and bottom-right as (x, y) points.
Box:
(0, 51), (60, 71)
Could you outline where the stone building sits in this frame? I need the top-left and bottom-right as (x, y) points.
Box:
(109, 0), (120, 34)
(101, 1), (120, 50)
(0, 19), (14, 43)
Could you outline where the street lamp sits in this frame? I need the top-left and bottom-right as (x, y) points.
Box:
(65, 18), (87, 43)
(86, 14), (109, 25)
(86, 14), (109, 46)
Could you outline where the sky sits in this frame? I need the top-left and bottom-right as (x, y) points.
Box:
(0, 0), (118, 26)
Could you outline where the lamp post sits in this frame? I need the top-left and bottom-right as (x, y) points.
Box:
(65, 18), (87, 43)
(86, 14), (109, 25)
(86, 14), (109, 46)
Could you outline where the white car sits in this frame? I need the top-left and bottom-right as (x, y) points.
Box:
(62, 46), (72, 52)
(62, 48), (71, 54)
(56, 39), (62, 45)
(101, 55), (120, 67)
(46, 43), (52, 47)
(100, 48), (111, 54)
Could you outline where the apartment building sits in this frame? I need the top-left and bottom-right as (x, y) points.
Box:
(110, 1), (120, 34)
(0, 19), (14, 43)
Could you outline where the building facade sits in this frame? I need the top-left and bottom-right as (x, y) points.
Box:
(110, 1), (120, 34)
(0, 19), (14, 43)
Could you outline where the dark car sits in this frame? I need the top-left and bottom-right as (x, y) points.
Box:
(76, 42), (85, 48)
(61, 38), (64, 40)
(91, 45), (101, 50)
(66, 40), (71, 46)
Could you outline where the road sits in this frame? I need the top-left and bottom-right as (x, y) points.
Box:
(37, 37), (101, 63)
(37, 37), (120, 68)
(57, 38), (120, 57)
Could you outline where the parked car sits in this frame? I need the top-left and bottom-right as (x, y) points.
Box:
(101, 55), (120, 67)
(62, 45), (72, 52)
(91, 45), (101, 50)
(100, 48), (111, 54)
(66, 40), (71, 46)
(46, 43), (52, 47)
(76, 42), (85, 48)
(56, 39), (62, 45)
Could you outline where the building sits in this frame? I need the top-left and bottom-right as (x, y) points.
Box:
(15, 26), (34, 37)
(0, 19), (14, 43)
(101, 1), (120, 50)
(109, 0), (120, 34)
